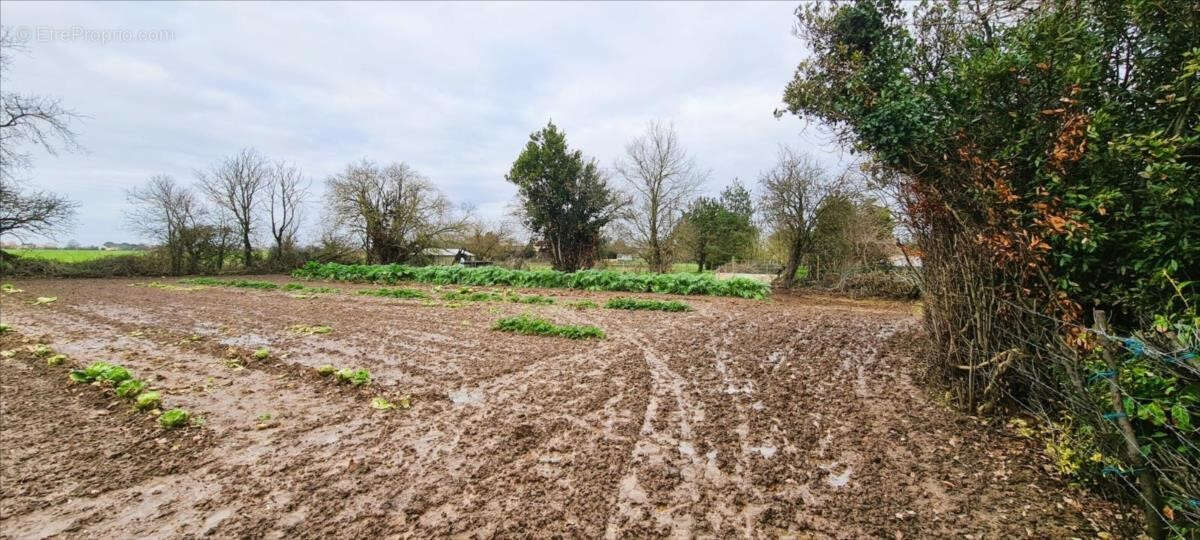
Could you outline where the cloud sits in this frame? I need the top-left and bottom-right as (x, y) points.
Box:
(2, 1), (846, 246)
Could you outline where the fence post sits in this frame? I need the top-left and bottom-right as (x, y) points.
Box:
(1094, 309), (1164, 538)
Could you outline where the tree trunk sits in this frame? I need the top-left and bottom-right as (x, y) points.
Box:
(242, 232), (253, 267)
(779, 235), (804, 288)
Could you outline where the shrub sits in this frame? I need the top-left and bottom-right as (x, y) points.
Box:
(605, 297), (692, 312)
(292, 261), (770, 299)
(357, 287), (429, 299)
(493, 314), (604, 340)
(158, 408), (190, 429)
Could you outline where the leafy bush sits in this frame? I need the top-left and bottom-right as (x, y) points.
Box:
(292, 261), (770, 299)
(135, 391), (161, 410)
(357, 287), (429, 299)
(605, 297), (692, 312)
(158, 408), (190, 429)
(493, 314), (605, 340)
(115, 379), (145, 398)
(335, 368), (371, 386)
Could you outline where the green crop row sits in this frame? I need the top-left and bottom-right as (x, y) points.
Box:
(492, 314), (605, 340)
(62, 357), (190, 429)
(357, 287), (430, 299)
(292, 262), (769, 299)
(605, 297), (693, 312)
(179, 277), (279, 289)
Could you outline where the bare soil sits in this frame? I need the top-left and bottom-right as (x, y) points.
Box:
(0, 277), (1138, 538)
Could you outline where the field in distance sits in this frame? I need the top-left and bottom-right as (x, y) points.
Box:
(6, 249), (144, 262)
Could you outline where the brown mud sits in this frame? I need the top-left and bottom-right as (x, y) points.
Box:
(0, 277), (1137, 538)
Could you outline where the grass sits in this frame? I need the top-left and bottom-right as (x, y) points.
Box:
(605, 297), (693, 312)
(358, 287), (430, 299)
(8, 249), (142, 262)
(492, 314), (605, 340)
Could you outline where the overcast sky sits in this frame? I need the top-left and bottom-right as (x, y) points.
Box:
(2, 1), (849, 246)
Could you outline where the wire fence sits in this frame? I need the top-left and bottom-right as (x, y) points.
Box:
(976, 296), (1200, 536)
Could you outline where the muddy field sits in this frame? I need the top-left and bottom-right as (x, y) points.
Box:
(0, 277), (1136, 538)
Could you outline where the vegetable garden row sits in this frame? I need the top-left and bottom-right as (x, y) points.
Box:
(291, 262), (770, 299)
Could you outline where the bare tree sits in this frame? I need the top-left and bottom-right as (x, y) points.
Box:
(195, 148), (269, 267)
(456, 218), (516, 261)
(758, 146), (854, 287)
(0, 26), (80, 242)
(266, 161), (308, 261)
(614, 121), (706, 272)
(125, 175), (204, 274)
(326, 159), (464, 264)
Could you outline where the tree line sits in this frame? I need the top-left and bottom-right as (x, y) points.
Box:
(1, 24), (895, 285)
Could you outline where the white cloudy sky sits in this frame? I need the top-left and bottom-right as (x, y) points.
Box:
(2, 1), (849, 246)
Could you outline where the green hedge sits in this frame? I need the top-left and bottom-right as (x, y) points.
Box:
(292, 261), (769, 299)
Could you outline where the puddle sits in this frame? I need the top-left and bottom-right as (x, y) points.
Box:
(448, 388), (483, 406)
(820, 461), (853, 488)
(749, 445), (777, 458)
(218, 333), (270, 348)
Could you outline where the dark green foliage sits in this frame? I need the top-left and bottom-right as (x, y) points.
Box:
(293, 262), (769, 299)
(493, 314), (604, 340)
(357, 287), (429, 299)
(506, 122), (623, 271)
(605, 297), (693, 312)
(782, 0), (1198, 531)
(679, 182), (757, 271)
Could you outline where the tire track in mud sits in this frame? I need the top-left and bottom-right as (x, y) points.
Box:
(0, 279), (1141, 537)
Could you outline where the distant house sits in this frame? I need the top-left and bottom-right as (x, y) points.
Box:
(424, 248), (474, 265)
